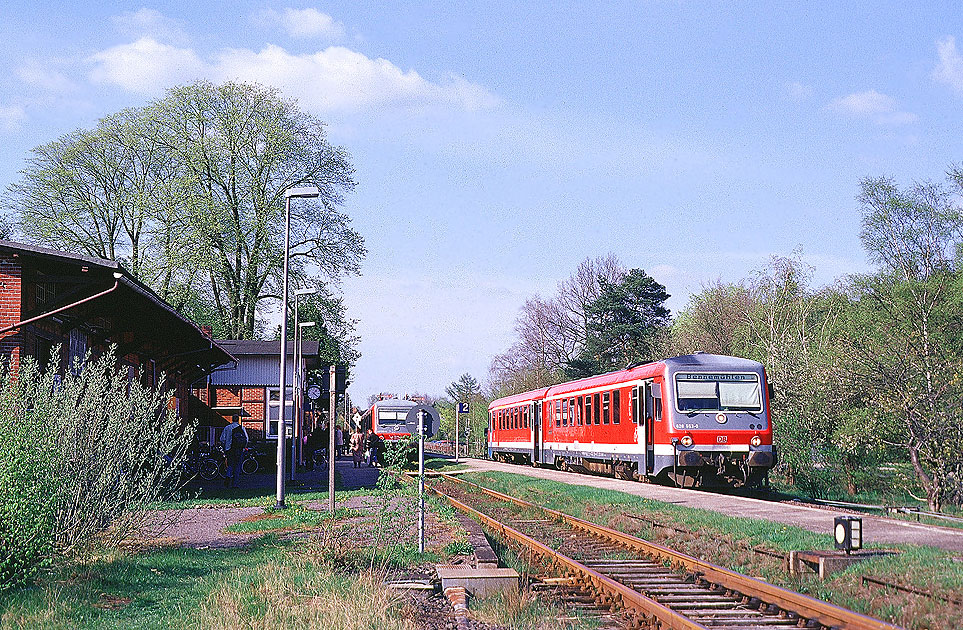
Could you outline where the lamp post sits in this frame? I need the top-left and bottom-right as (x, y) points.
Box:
(292, 319), (316, 480)
(276, 185), (319, 510)
(290, 285), (317, 482)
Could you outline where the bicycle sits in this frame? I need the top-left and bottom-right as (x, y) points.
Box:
(198, 445), (260, 480)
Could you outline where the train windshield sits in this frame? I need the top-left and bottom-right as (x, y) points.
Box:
(675, 373), (762, 413)
(378, 410), (408, 425)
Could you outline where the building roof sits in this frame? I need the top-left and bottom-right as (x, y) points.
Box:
(0, 239), (235, 381)
(215, 339), (320, 357)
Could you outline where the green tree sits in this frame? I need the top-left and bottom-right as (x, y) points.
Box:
(489, 254), (625, 394)
(6, 80), (365, 340)
(670, 280), (752, 357)
(567, 268), (670, 377)
(741, 255), (846, 492)
(5, 108), (192, 295)
(843, 175), (963, 509)
(441, 373), (490, 455)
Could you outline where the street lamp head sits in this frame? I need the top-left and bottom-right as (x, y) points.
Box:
(294, 287), (318, 296)
(299, 321), (317, 328)
(285, 186), (320, 199)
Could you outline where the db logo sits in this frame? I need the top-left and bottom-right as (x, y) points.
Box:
(716, 436), (728, 444)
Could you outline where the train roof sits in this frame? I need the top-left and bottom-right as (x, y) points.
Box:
(489, 354), (764, 410)
(371, 398), (419, 409)
(662, 353), (762, 370)
(488, 387), (550, 410)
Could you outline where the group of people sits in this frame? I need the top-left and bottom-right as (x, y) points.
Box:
(216, 418), (387, 489)
(307, 424), (384, 468)
(350, 428), (383, 468)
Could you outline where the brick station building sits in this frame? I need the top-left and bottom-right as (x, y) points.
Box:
(0, 240), (234, 419)
(192, 339), (320, 443)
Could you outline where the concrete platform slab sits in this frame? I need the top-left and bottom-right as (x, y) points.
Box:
(453, 457), (963, 552)
(436, 565), (520, 598)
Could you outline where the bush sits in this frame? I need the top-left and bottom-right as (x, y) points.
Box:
(0, 358), (54, 592)
(0, 348), (194, 590)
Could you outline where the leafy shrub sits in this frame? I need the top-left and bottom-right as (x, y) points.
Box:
(0, 348), (194, 590)
(0, 358), (54, 592)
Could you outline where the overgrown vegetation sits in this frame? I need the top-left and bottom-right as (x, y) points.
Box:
(0, 349), (192, 593)
(460, 470), (963, 629)
(478, 166), (963, 511)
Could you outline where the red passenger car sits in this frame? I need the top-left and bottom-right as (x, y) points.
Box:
(487, 353), (775, 487)
(361, 398), (419, 442)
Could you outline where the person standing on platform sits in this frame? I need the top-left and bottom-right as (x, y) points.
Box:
(364, 429), (378, 467)
(351, 429), (364, 468)
(219, 415), (248, 488)
(334, 425), (344, 458)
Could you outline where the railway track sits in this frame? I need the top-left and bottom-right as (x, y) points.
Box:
(431, 473), (903, 630)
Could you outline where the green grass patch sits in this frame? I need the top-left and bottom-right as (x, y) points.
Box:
(451, 470), (963, 630)
(0, 535), (290, 630)
(150, 486), (373, 510)
(222, 505), (361, 534)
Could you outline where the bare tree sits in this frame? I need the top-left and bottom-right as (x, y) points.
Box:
(488, 254), (626, 394)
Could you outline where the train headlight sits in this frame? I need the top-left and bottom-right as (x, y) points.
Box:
(750, 435), (762, 447)
(680, 435), (694, 448)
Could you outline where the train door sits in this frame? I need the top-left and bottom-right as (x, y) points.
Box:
(643, 381), (661, 473)
(632, 384), (650, 473)
(531, 401), (541, 465)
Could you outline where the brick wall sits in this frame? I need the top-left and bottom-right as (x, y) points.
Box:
(0, 254), (23, 374)
(214, 385), (241, 408)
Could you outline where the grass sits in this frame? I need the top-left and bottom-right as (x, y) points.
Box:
(451, 470), (963, 630)
(222, 505), (361, 534)
(149, 486), (374, 510)
(1, 520), (450, 630)
(1, 460), (465, 630)
(471, 587), (601, 630)
(0, 536), (290, 630)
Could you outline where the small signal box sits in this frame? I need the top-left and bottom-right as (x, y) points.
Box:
(833, 516), (862, 554)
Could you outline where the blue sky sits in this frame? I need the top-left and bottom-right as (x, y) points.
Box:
(2, 2), (963, 401)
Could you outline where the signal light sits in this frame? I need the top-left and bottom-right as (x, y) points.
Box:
(834, 516), (862, 554)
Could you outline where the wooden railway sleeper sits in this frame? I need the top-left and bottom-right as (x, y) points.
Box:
(436, 477), (900, 630)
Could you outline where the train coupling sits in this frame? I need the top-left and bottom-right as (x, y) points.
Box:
(677, 450), (705, 467)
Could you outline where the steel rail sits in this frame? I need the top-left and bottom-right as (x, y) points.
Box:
(432, 486), (709, 629)
(438, 474), (903, 630)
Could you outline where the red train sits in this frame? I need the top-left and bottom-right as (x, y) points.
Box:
(487, 353), (775, 487)
(361, 398), (419, 442)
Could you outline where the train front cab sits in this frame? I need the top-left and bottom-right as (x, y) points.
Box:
(652, 356), (776, 487)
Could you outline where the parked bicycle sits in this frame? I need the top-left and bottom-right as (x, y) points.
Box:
(197, 444), (262, 480)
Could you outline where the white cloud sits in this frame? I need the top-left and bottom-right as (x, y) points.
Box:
(112, 8), (188, 45)
(17, 59), (77, 92)
(783, 81), (812, 101)
(88, 38), (206, 94)
(0, 105), (27, 133)
(214, 45), (500, 112)
(256, 8), (345, 40)
(934, 35), (963, 94)
(828, 90), (917, 125)
(87, 38), (500, 112)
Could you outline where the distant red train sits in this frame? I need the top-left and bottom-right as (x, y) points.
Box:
(361, 398), (419, 442)
(487, 353), (775, 487)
